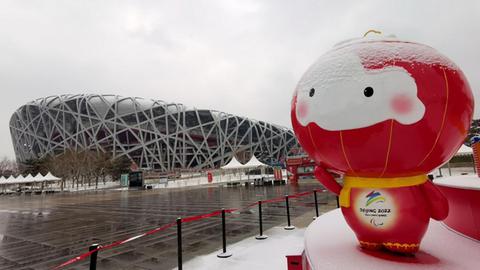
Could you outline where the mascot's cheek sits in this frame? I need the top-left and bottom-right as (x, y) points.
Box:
(297, 100), (309, 119)
(390, 94), (413, 115)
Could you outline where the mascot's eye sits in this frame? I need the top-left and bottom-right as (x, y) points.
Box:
(309, 88), (315, 97)
(364, 87), (374, 97)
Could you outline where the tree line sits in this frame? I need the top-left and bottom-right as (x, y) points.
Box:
(2, 150), (131, 190)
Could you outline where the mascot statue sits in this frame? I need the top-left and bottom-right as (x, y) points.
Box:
(291, 31), (474, 253)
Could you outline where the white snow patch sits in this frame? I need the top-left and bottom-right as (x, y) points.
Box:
(333, 36), (458, 70)
(294, 36), (460, 132)
(172, 227), (305, 270)
(434, 175), (480, 190)
(305, 209), (480, 270)
(295, 52), (425, 131)
(457, 144), (473, 154)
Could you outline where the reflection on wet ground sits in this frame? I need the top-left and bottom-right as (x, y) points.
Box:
(0, 181), (336, 269)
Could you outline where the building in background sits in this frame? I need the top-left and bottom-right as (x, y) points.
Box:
(10, 94), (299, 171)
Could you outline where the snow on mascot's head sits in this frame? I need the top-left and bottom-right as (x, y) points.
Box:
(291, 32), (474, 253)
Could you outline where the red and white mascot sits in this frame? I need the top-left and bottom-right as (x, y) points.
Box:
(291, 34), (474, 253)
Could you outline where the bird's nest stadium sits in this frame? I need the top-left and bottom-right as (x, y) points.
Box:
(10, 94), (300, 171)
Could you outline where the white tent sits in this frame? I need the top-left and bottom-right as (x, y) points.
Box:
(6, 175), (17, 184)
(22, 174), (34, 184)
(16, 175), (26, 184)
(222, 156), (246, 169)
(44, 172), (61, 182)
(243, 155), (265, 167)
(0, 173), (61, 190)
(33, 173), (45, 183)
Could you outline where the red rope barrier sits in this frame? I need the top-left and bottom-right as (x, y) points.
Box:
(53, 189), (317, 269)
(287, 191), (312, 198)
(261, 197), (285, 204)
(52, 221), (177, 269)
(182, 210), (228, 223)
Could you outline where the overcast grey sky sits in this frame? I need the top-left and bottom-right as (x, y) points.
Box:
(1, 0), (479, 159)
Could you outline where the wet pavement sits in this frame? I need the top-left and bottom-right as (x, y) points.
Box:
(0, 181), (336, 270)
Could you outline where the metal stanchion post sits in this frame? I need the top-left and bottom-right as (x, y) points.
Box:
(313, 190), (319, 219)
(255, 201), (268, 240)
(284, 195), (295, 230)
(177, 217), (182, 270)
(217, 209), (232, 258)
(89, 243), (99, 270)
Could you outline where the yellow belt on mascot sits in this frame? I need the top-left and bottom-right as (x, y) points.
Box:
(339, 175), (428, 208)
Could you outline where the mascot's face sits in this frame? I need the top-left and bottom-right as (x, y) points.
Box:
(291, 38), (474, 178)
(295, 53), (425, 131)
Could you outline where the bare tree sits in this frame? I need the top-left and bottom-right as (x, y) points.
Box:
(92, 151), (111, 189)
(44, 155), (67, 191)
(19, 148), (131, 191)
(0, 157), (19, 177)
(42, 149), (130, 190)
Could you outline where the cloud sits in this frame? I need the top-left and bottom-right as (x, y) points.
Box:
(0, 0), (479, 159)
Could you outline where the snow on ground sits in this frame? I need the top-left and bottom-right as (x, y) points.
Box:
(147, 174), (275, 189)
(305, 209), (480, 270)
(431, 166), (475, 177)
(434, 175), (480, 190)
(58, 181), (120, 191)
(173, 226), (305, 270)
(0, 180), (121, 193)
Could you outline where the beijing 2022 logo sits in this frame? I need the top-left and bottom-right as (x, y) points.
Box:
(358, 190), (394, 229)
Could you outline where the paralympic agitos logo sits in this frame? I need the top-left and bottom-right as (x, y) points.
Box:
(358, 190), (392, 228)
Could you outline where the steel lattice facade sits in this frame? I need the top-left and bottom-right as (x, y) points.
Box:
(10, 94), (300, 171)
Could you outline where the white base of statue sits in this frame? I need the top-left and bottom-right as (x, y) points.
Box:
(304, 209), (480, 270)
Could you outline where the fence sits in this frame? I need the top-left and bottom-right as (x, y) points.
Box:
(53, 189), (339, 270)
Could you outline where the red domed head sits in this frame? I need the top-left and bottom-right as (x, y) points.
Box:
(291, 36), (474, 177)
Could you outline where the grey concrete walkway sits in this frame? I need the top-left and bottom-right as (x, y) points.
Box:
(0, 181), (337, 269)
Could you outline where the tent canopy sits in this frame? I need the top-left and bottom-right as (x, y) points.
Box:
(0, 172), (62, 185)
(44, 172), (61, 181)
(221, 155), (268, 169)
(6, 175), (16, 184)
(221, 156), (246, 169)
(33, 173), (44, 181)
(244, 155), (266, 167)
